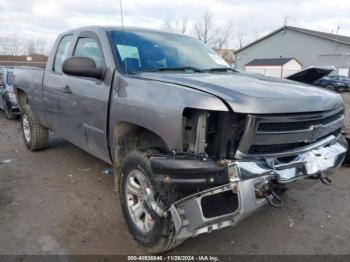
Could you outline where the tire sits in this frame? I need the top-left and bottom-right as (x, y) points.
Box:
(3, 99), (16, 120)
(119, 150), (184, 253)
(21, 104), (49, 151)
(326, 84), (336, 91)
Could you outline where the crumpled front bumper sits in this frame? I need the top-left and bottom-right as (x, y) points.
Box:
(168, 135), (347, 239)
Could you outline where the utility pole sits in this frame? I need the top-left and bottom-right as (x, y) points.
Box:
(283, 16), (289, 28)
(336, 25), (340, 41)
(335, 25), (340, 52)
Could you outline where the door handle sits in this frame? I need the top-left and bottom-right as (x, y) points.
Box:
(63, 85), (72, 94)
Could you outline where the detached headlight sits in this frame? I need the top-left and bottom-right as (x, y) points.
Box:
(6, 92), (16, 100)
(227, 163), (240, 182)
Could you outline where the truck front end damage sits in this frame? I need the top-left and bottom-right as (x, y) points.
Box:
(150, 107), (347, 239)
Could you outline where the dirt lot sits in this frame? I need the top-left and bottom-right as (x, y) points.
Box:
(1, 94), (350, 255)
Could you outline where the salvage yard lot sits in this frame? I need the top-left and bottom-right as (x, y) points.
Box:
(1, 94), (350, 255)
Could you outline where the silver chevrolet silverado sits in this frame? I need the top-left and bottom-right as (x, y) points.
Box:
(13, 26), (347, 253)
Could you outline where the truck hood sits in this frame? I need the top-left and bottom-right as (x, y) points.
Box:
(135, 72), (344, 114)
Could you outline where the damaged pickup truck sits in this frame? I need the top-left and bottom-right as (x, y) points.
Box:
(14, 26), (347, 253)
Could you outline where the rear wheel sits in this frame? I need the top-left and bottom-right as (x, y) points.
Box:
(119, 150), (184, 253)
(21, 104), (49, 151)
(3, 99), (16, 120)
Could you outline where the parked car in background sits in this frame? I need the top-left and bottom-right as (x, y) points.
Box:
(314, 75), (350, 92)
(0, 67), (20, 119)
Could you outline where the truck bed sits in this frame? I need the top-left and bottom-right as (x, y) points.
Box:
(14, 66), (45, 119)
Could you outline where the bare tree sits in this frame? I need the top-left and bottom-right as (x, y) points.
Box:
(24, 39), (36, 55)
(0, 35), (48, 56)
(34, 38), (47, 55)
(193, 10), (219, 46)
(213, 25), (233, 51)
(235, 27), (248, 49)
(252, 29), (260, 41)
(0, 36), (22, 56)
(162, 16), (188, 34)
(24, 38), (47, 55)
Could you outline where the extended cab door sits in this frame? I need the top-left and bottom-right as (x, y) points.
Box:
(60, 31), (112, 162)
(42, 34), (74, 136)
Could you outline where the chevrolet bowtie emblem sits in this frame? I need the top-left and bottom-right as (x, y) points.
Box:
(309, 124), (322, 142)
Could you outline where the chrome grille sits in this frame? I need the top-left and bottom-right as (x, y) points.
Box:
(237, 108), (345, 157)
(257, 110), (344, 132)
(248, 129), (341, 155)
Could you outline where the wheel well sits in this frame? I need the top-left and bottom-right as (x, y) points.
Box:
(112, 122), (168, 169)
(15, 89), (28, 111)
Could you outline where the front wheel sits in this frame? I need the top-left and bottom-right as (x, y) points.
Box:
(119, 150), (184, 253)
(21, 104), (49, 151)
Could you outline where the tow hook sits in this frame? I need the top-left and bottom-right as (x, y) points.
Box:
(255, 180), (283, 208)
(264, 190), (283, 208)
(320, 174), (332, 185)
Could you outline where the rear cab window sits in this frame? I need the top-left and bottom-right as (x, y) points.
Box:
(7, 72), (14, 85)
(53, 35), (73, 73)
(0, 72), (5, 87)
(117, 44), (141, 63)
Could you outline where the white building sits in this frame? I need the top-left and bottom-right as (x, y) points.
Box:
(235, 26), (350, 77)
(244, 57), (302, 78)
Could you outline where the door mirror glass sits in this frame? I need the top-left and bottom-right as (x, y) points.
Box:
(62, 57), (104, 79)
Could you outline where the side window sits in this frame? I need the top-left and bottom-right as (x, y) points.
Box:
(116, 44), (140, 64)
(0, 72), (4, 86)
(53, 35), (73, 73)
(74, 37), (104, 68)
(7, 72), (14, 85)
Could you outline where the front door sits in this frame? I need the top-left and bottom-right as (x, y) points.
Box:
(61, 32), (111, 162)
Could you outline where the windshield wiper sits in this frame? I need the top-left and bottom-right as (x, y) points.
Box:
(205, 67), (237, 73)
(142, 66), (204, 73)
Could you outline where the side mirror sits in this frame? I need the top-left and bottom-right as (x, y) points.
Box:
(62, 57), (104, 79)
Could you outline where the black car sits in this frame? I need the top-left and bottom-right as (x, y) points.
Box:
(313, 75), (350, 92)
(0, 68), (20, 119)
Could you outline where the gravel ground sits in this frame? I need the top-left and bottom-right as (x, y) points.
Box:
(0, 94), (350, 255)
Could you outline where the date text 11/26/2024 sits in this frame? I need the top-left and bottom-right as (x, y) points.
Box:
(127, 255), (220, 261)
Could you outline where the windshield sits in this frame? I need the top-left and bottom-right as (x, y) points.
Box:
(109, 30), (230, 74)
(338, 76), (349, 81)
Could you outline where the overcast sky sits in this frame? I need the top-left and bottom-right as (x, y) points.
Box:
(1, 0), (350, 50)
